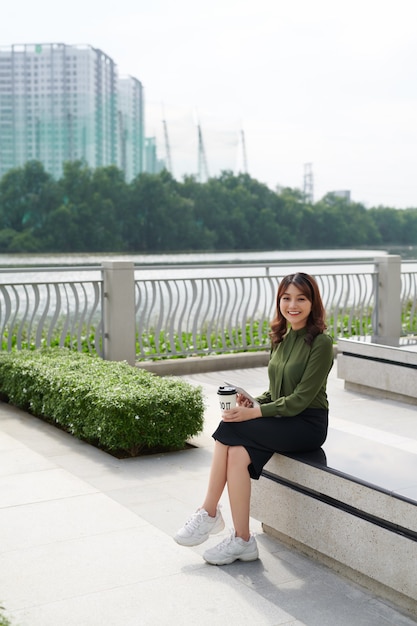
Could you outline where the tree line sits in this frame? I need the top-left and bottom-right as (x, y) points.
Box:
(0, 159), (416, 253)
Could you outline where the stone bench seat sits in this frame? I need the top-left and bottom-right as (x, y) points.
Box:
(251, 427), (417, 619)
(337, 337), (417, 405)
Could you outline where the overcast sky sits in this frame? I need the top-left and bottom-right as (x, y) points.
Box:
(2, 0), (417, 207)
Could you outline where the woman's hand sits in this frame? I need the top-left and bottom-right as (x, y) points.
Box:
(222, 406), (261, 422)
(237, 393), (254, 408)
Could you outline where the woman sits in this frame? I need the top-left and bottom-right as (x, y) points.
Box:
(174, 272), (334, 565)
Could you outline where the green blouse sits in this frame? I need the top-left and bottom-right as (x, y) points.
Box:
(256, 327), (334, 417)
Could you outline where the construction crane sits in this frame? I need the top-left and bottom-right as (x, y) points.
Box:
(303, 163), (314, 204)
(162, 117), (173, 175)
(197, 122), (209, 183)
(240, 128), (248, 174)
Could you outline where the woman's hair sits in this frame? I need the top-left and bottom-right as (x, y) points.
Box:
(270, 272), (327, 346)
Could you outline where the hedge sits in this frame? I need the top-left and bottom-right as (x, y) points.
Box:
(0, 348), (205, 456)
(0, 608), (12, 626)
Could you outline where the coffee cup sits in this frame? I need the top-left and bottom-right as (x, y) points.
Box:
(217, 385), (237, 413)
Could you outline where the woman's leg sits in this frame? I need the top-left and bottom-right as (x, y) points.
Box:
(174, 441), (227, 546)
(202, 443), (251, 537)
(226, 446), (251, 541)
(202, 440), (229, 516)
(202, 445), (259, 564)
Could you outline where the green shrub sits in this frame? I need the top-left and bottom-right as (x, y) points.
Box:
(0, 606), (12, 626)
(0, 348), (205, 457)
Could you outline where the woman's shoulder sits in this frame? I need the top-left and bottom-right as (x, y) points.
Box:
(312, 332), (334, 350)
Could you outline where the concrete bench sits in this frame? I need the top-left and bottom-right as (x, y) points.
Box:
(337, 337), (417, 405)
(250, 427), (417, 619)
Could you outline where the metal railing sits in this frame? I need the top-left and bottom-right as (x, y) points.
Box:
(0, 259), (415, 360)
(134, 266), (378, 359)
(401, 268), (417, 335)
(0, 268), (103, 355)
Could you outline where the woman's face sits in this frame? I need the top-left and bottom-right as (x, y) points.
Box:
(279, 283), (312, 330)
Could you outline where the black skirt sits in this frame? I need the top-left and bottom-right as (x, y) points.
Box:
(212, 408), (328, 480)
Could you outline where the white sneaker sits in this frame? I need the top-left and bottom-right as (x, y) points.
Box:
(203, 530), (259, 565)
(174, 508), (225, 546)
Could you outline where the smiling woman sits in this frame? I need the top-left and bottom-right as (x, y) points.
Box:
(278, 283), (312, 330)
(174, 271), (334, 566)
(271, 272), (327, 342)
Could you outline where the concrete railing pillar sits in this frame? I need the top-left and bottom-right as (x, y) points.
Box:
(374, 255), (402, 345)
(102, 261), (136, 365)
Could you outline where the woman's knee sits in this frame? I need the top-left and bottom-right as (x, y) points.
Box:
(227, 445), (250, 467)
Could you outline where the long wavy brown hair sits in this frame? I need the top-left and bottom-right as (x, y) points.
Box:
(270, 273), (327, 346)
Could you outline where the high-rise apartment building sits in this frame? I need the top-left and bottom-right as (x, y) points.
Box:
(0, 43), (145, 181)
(118, 75), (144, 181)
(144, 137), (165, 175)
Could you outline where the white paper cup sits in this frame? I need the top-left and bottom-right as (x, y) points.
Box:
(217, 385), (237, 412)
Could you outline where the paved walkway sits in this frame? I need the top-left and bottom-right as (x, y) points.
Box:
(1, 364), (417, 626)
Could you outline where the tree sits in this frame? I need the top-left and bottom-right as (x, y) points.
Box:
(368, 207), (405, 244)
(310, 194), (381, 248)
(181, 171), (290, 251)
(125, 170), (205, 252)
(0, 160), (59, 235)
(276, 187), (307, 246)
(401, 209), (417, 245)
(1, 159), (417, 254)
(49, 161), (123, 251)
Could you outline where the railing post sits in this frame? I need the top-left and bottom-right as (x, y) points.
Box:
(373, 255), (402, 345)
(102, 261), (136, 365)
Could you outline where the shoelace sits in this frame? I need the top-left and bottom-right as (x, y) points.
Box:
(213, 532), (234, 550)
(214, 531), (255, 550)
(185, 510), (206, 530)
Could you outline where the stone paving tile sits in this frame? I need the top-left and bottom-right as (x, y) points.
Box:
(1, 364), (417, 626)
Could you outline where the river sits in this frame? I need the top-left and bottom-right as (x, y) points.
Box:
(0, 247), (401, 267)
(0, 247), (416, 283)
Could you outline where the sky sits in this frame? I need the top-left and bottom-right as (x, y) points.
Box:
(1, 0), (417, 208)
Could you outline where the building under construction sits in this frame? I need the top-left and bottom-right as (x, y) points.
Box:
(0, 43), (145, 181)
